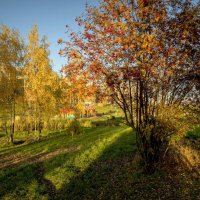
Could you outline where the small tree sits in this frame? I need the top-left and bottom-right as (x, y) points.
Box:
(68, 119), (83, 138)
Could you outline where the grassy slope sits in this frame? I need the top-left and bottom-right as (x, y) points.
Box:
(0, 123), (199, 199)
(96, 105), (117, 113)
(0, 126), (135, 199)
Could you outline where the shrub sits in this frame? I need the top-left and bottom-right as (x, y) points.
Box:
(67, 119), (84, 136)
(80, 119), (92, 127)
(166, 143), (200, 176)
(91, 118), (120, 127)
(137, 105), (191, 173)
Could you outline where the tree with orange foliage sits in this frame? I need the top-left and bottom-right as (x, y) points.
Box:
(60, 0), (199, 172)
(59, 47), (96, 118)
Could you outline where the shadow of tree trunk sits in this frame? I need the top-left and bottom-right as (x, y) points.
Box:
(35, 163), (57, 200)
(52, 136), (199, 200)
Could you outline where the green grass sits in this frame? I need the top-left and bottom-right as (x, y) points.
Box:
(96, 105), (117, 113)
(185, 125), (200, 149)
(96, 105), (124, 117)
(0, 119), (199, 199)
(0, 129), (68, 149)
(0, 125), (136, 199)
(185, 126), (200, 140)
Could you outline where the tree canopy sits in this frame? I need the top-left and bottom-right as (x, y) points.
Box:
(59, 0), (200, 172)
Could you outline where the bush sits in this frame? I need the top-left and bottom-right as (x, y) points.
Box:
(91, 118), (120, 127)
(137, 105), (191, 173)
(67, 119), (84, 136)
(80, 119), (92, 127)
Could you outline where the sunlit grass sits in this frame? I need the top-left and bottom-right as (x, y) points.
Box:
(0, 124), (135, 199)
(44, 127), (133, 189)
(0, 119), (199, 199)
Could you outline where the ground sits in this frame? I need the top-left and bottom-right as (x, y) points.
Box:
(0, 111), (199, 200)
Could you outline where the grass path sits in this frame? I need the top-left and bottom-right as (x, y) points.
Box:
(0, 126), (136, 199)
(0, 145), (81, 169)
(0, 125), (199, 200)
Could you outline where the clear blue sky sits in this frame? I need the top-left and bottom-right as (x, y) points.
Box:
(0, 0), (99, 73)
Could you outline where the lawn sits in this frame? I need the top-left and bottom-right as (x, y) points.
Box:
(0, 122), (199, 200)
(96, 105), (124, 117)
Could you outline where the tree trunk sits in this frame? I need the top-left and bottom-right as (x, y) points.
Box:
(38, 121), (42, 139)
(136, 125), (164, 174)
(9, 100), (15, 144)
(4, 122), (9, 142)
(38, 108), (43, 140)
(10, 122), (14, 144)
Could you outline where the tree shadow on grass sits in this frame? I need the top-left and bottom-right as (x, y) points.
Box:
(0, 126), (115, 156)
(0, 145), (81, 169)
(0, 133), (5, 138)
(0, 126), (127, 199)
(0, 163), (38, 199)
(0, 162), (57, 200)
(35, 162), (57, 200)
(0, 131), (66, 155)
(53, 134), (199, 200)
(0, 127), (199, 200)
(52, 133), (137, 200)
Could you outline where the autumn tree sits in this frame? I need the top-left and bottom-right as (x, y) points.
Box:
(59, 47), (96, 117)
(0, 25), (25, 143)
(60, 0), (199, 172)
(24, 25), (58, 139)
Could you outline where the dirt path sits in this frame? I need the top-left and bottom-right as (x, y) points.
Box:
(0, 145), (81, 169)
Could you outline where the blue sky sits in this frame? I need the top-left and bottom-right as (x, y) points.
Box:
(0, 0), (99, 72)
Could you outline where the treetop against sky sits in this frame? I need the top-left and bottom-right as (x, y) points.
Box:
(0, 0), (198, 73)
(0, 0), (99, 72)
